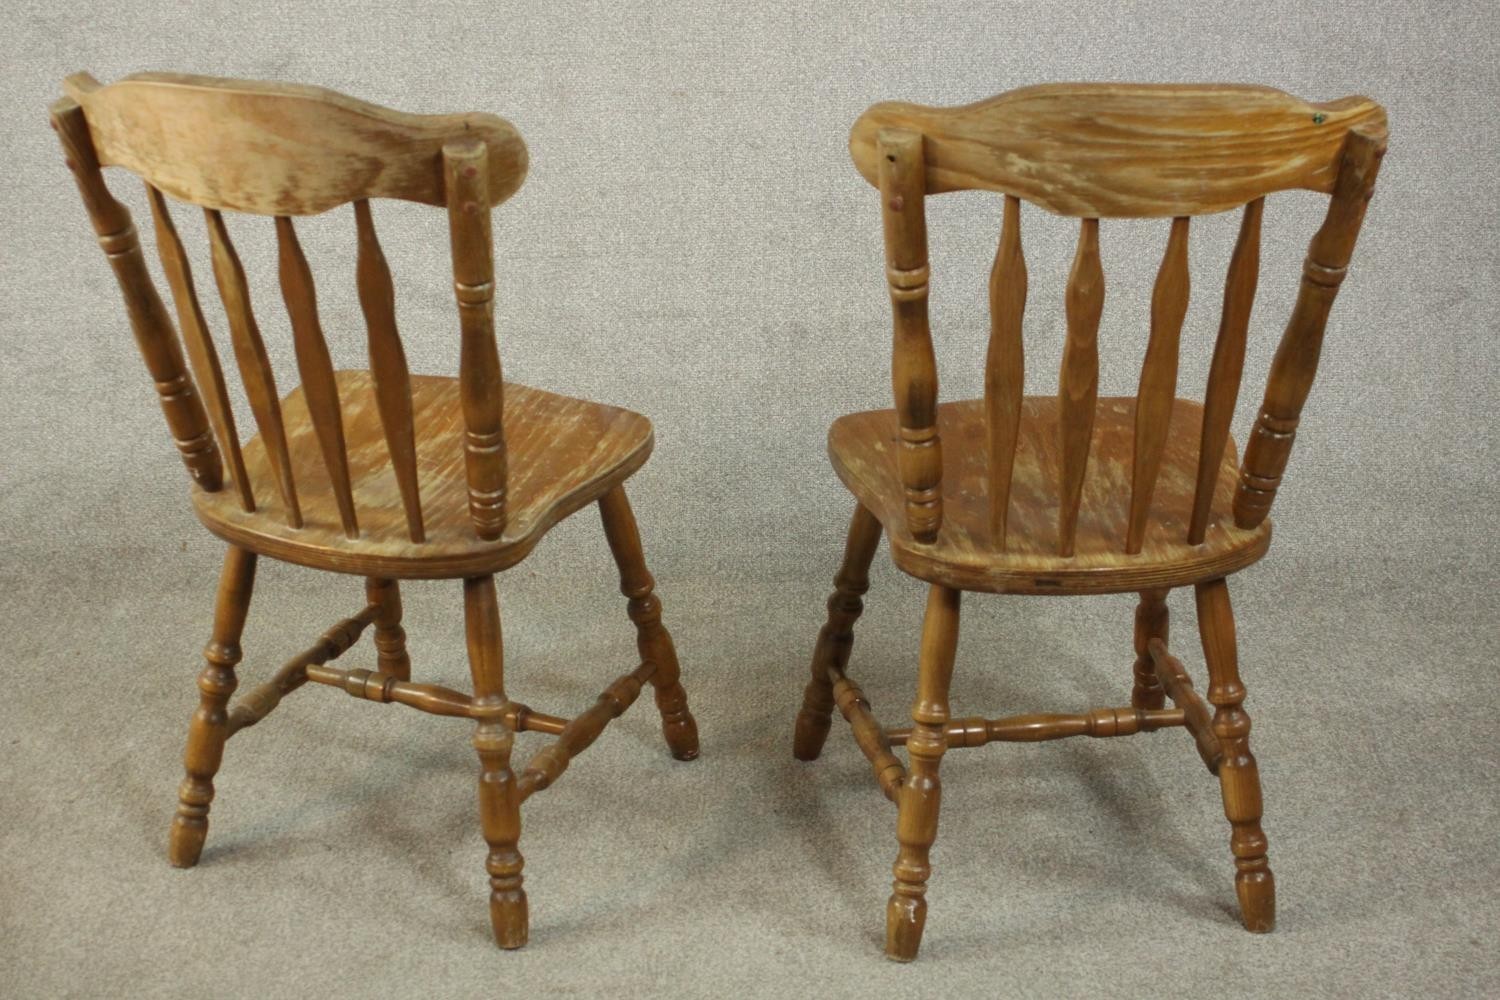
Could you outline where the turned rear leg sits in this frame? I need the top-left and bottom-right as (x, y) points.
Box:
(464, 574), (527, 948)
(794, 503), (882, 760)
(169, 545), (256, 868)
(886, 584), (961, 961)
(1131, 589), (1169, 709)
(1197, 577), (1275, 932)
(598, 485), (699, 761)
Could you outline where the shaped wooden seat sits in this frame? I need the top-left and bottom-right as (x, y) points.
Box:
(53, 71), (698, 951)
(794, 83), (1387, 960)
(196, 372), (654, 579)
(828, 396), (1271, 595)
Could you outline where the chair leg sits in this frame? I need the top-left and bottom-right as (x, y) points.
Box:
(1131, 588), (1169, 709)
(169, 545), (257, 868)
(886, 584), (962, 961)
(1196, 577), (1275, 932)
(794, 503), (883, 761)
(598, 485), (700, 761)
(464, 574), (527, 949)
(366, 577), (411, 681)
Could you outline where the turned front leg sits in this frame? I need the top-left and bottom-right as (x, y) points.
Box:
(366, 577), (411, 681)
(170, 545), (256, 867)
(795, 503), (882, 761)
(464, 575), (526, 948)
(1131, 589), (1169, 710)
(887, 584), (961, 961)
(598, 486), (699, 761)
(1197, 577), (1275, 932)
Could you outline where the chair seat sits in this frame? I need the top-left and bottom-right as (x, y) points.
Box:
(828, 396), (1272, 595)
(194, 371), (653, 579)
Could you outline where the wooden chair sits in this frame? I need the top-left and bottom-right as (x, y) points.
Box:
(50, 72), (700, 949)
(792, 84), (1387, 960)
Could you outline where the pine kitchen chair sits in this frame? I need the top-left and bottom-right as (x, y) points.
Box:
(50, 72), (700, 949)
(792, 84), (1386, 960)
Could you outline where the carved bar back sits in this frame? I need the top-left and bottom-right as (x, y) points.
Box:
(848, 84), (1388, 553)
(50, 72), (529, 544)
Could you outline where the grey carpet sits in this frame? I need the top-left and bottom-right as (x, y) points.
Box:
(2, 1), (1497, 997)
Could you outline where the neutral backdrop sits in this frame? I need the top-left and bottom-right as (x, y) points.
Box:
(3, 2), (1497, 997)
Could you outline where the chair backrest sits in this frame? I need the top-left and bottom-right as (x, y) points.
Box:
(50, 72), (529, 542)
(848, 83), (1387, 553)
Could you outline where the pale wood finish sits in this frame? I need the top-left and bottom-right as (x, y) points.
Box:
(50, 98), (222, 492)
(801, 84), (1386, 960)
(1057, 217), (1104, 557)
(985, 195), (1027, 548)
(169, 545), (255, 867)
(62, 72), (526, 215)
(849, 84), (1386, 217)
(206, 208), (302, 527)
(878, 129), (942, 542)
(1191, 199), (1262, 544)
(1127, 216), (1190, 554)
(445, 141), (509, 542)
(147, 186), (253, 510)
(794, 504), (884, 760)
(829, 397), (1270, 595)
(55, 72), (697, 952)
(354, 199), (425, 543)
(1234, 127), (1385, 528)
(886, 584), (960, 962)
(193, 372), (654, 578)
(277, 215), (358, 537)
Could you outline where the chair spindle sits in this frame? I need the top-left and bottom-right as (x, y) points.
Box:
(1190, 198), (1263, 544)
(145, 185), (251, 509)
(1126, 216), (1191, 554)
(985, 194), (1027, 549)
(50, 98), (222, 492)
(1234, 127), (1385, 529)
(275, 217), (358, 538)
(1058, 217), (1104, 557)
(443, 140), (508, 542)
(354, 199), (425, 543)
(204, 208), (301, 527)
(878, 129), (941, 543)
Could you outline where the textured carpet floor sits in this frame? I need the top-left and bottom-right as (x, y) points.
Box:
(2, 2), (1497, 997)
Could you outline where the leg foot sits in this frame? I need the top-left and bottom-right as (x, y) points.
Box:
(795, 504), (882, 761)
(598, 486), (699, 761)
(169, 545), (256, 868)
(464, 575), (528, 948)
(885, 584), (961, 961)
(1197, 577), (1275, 932)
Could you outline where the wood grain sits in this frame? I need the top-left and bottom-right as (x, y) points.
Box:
(445, 140), (508, 541)
(1127, 216), (1190, 553)
(1058, 218), (1104, 557)
(850, 84), (1387, 217)
(985, 194), (1027, 549)
(205, 208), (301, 527)
(276, 216), (357, 537)
(878, 129), (942, 543)
(51, 98), (222, 493)
(1190, 198), (1262, 544)
(147, 186), (253, 509)
(63, 72), (526, 215)
(1235, 127), (1385, 528)
(354, 198), (424, 542)
(828, 396), (1270, 594)
(193, 372), (654, 578)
